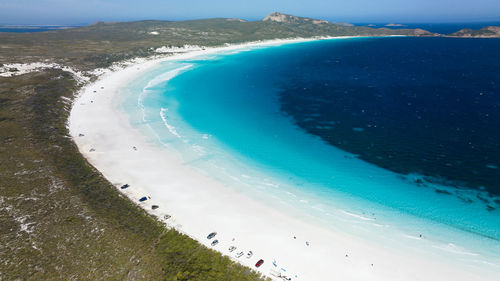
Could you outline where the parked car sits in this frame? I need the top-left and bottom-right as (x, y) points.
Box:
(207, 232), (217, 239)
(255, 259), (264, 268)
(139, 196), (147, 202)
(211, 239), (219, 246)
(246, 251), (253, 259)
(235, 251), (244, 258)
(228, 246), (236, 252)
(120, 184), (129, 189)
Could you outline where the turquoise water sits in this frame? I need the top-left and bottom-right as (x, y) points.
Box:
(121, 38), (500, 270)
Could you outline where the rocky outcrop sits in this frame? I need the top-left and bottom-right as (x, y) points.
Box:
(385, 23), (406, 27)
(263, 12), (329, 24)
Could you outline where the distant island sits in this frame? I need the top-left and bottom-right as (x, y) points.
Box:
(449, 26), (500, 37)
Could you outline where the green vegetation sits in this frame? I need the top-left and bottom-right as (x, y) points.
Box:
(0, 70), (266, 280)
(0, 13), (436, 70)
(157, 231), (263, 281)
(449, 26), (500, 37)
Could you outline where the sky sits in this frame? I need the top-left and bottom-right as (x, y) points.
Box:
(1, 0), (500, 25)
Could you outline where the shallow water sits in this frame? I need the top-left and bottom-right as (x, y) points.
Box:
(122, 38), (500, 270)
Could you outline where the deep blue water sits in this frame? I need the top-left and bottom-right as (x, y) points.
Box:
(278, 37), (500, 197)
(127, 37), (500, 264)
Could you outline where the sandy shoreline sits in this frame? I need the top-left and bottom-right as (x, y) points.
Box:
(68, 37), (496, 280)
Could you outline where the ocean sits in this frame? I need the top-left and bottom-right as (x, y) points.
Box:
(278, 37), (500, 196)
(122, 37), (500, 269)
(0, 25), (80, 33)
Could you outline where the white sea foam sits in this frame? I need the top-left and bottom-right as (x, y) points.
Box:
(191, 144), (206, 154)
(433, 243), (480, 256)
(144, 64), (193, 89)
(404, 234), (423, 240)
(341, 210), (375, 221)
(263, 182), (280, 188)
(160, 108), (182, 138)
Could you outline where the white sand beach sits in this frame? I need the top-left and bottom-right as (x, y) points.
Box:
(68, 38), (497, 281)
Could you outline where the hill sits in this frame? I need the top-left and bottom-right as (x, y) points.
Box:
(262, 11), (330, 24)
(449, 26), (500, 38)
(0, 12), (436, 71)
